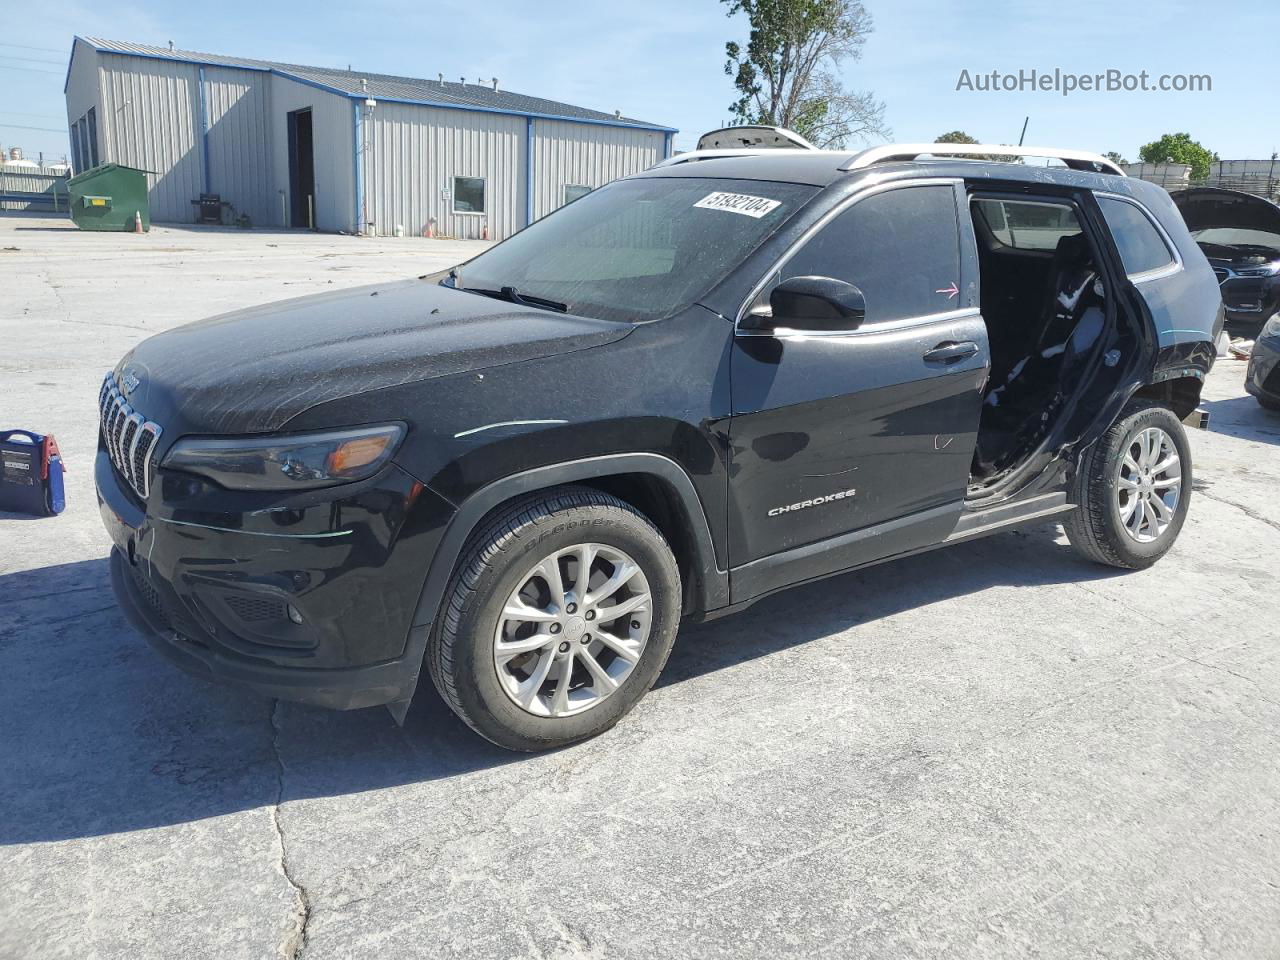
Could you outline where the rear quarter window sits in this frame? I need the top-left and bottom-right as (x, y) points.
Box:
(1097, 197), (1175, 276)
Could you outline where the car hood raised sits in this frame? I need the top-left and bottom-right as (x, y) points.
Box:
(1173, 187), (1280, 259)
(116, 278), (632, 436)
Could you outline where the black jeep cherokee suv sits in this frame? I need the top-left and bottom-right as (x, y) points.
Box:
(98, 144), (1221, 751)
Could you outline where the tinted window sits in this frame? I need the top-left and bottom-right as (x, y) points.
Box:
(454, 177), (815, 323)
(973, 198), (1081, 251)
(1098, 197), (1174, 275)
(773, 185), (961, 324)
(454, 176), (485, 213)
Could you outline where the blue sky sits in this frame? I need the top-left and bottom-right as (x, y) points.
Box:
(2, 0), (1274, 164)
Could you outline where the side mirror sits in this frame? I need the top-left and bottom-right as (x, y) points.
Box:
(744, 276), (866, 332)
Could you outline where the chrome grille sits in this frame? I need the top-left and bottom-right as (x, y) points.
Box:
(99, 372), (163, 500)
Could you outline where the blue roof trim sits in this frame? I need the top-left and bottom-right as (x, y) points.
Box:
(78, 40), (679, 135)
(64, 37), (80, 95)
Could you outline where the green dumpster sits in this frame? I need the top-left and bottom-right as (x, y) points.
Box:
(67, 163), (150, 232)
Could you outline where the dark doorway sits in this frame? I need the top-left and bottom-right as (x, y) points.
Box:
(287, 108), (315, 228)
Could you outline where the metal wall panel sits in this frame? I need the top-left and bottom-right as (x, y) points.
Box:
(364, 102), (524, 240)
(269, 75), (355, 231)
(96, 54), (203, 223)
(203, 67), (274, 227)
(530, 120), (662, 221)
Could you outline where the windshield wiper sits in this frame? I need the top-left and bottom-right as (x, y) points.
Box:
(458, 284), (568, 313)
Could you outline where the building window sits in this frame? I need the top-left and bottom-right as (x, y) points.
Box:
(69, 122), (84, 174)
(453, 176), (485, 214)
(86, 107), (99, 168)
(75, 117), (90, 172)
(563, 184), (592, 205)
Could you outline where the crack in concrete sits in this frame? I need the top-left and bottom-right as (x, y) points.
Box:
(40, 266), (153, 332)
(1183, 657), (1280, 708)
(269, 701), (311, 960)
(1196, 490), (1280, 535)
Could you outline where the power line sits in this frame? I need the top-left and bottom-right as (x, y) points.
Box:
(0, 41), (64, 54)
(0, 64), (64, 76)
(0, 110), (64, 120)
(0, 122), (67, 133)
(0, 53), (63, 65)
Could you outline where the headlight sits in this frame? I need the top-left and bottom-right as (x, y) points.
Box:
(1262, 314), (1280, 340)
(162, 424), (405, 491)
(1236, 262), (1280, 278)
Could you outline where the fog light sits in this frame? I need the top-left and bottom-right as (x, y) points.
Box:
(287, 604), (304, 625)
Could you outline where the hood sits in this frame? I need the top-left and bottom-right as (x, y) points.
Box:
(1172, 188), (1280, 259)
(117, 278), (632, 436)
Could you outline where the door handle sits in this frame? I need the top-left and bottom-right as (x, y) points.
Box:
(923, 340), (979, 364)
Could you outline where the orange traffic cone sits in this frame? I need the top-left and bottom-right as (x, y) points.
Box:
(134, 210), (143, 234)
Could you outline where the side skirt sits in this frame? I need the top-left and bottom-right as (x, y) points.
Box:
(704, 490), (1073, 622)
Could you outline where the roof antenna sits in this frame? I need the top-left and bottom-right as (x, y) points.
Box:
(438, 72), (444, 85)
(460, 77), (465, 85)
(168, 40), (174, 51)
(491, 77), (499, 91)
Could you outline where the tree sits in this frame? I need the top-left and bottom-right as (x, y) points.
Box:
(1138, 133), (1218, 180)
(933, 130), (1017, 163)
(1104, 151), (1128, 167)
(723, 0), (888, 148)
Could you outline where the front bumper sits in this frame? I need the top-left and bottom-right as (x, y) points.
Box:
(1246, 337), (1280, 403)
(97, 447), (453, 710)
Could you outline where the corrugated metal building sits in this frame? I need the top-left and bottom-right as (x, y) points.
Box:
(64, 37), (676, 238)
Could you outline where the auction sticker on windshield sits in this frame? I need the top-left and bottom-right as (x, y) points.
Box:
(693, 192), (783, 218)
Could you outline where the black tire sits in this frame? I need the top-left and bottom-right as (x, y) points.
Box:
(427, 486), (682, 751)
(1257, 394), (1280, 413)
(1063, 401), (1192, 570)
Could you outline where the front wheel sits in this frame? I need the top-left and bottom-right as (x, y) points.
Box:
(1064, 402), (1192, 569)
(427, 487), (682, 751)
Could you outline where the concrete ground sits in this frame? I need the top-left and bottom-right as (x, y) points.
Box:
(2, 214), (1278, 960)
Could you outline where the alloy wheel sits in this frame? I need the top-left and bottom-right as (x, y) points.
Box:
(493, 543), (652, 717)
(1115, 426), (1182, 543)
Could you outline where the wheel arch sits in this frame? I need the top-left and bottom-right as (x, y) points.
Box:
(409, 454), (728, 638)
(1130, 372), (1205, 420)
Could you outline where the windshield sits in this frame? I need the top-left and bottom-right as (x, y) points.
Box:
(450, 177), (816, 322)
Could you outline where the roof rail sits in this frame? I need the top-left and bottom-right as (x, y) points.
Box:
(842, 143), (1125, 176)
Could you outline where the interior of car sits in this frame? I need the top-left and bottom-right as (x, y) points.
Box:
(968, 196), (1109, 489)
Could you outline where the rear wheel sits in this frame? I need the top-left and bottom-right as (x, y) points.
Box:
(1064, 402), (1192, 569)
(428, 487), (681, 751)
(1257, 394), (1280, 412)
